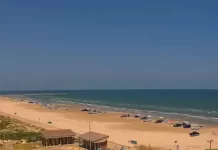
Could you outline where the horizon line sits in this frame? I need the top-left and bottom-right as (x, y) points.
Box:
(0, 88), (218, 92)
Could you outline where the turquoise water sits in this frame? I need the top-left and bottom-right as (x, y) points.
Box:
(1, 89), (218, 125)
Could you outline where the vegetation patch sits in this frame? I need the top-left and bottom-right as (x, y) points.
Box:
(0, 115), (43, 143)
(134, 145), (166, 150)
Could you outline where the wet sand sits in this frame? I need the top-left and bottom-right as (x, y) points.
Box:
(0, 96), (218, 150)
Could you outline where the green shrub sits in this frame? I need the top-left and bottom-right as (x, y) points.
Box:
(0, 132), (41, 142)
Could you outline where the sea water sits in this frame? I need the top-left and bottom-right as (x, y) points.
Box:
(1, 89), (218, 125)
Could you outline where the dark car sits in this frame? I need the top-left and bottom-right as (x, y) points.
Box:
(140, 116), (147, 120)
(189, 131), (200, 137)
(134, 114), (141, 118)
(173, 123), (182, 127)
(183, 124), (191, 128)
(120, 114), (130, 117)
(80, 108), (90, 111)
(183, 122), (191, 128)
(155, 119), (164, 123)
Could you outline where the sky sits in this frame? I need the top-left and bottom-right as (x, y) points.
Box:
(0, 1), (218, 90)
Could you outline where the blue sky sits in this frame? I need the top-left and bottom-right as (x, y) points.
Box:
(0, 1), (218, 90)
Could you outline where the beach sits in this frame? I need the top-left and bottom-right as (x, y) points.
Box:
(0, 96), (218, 150)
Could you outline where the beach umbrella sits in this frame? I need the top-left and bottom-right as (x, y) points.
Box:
(184, 121), (190, 124)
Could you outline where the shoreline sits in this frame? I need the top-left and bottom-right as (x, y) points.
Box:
(10, 94), (218, 127)
(3, 89), (218, 125)
(1, 96), (218, 150)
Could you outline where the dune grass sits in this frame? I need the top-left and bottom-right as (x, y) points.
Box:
(0, 115), (42, 142)
(0, 132), (41, 142)
(135, 145), (166, 150)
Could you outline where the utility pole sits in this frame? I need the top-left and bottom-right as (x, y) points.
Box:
(89, 121), (91, 150)
(207, 140), (213, 149)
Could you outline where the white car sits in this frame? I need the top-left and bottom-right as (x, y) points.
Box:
(191, 124), (201, 130)
(143, 118), (152, 122)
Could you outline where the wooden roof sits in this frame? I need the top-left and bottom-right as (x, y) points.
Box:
(37, 148), (69, 150)
(41, 129), (76, 139)
(37, 148), (70, 150)
(79, 131), (109, 143)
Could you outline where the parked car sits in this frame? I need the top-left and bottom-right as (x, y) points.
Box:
(189, 131), (200, 137)
(140, 116), (148, 120)
(155, 119), (164, 123)
(120, 114), (130, 117)
(80, 108), (90, 111)
(191, 124), (201, 130)
(88, 109), (101, 114)
(183, 121), (191, 128)
(134, 114), (141, 118)
(173, 123), (182, 127)
(143, 118), (152, 122)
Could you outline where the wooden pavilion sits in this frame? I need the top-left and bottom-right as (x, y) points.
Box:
(78, 131), (109, 150)
(41, 129), (76, 146)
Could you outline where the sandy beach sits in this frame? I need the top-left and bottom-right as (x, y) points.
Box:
(0, 96), (218, 150)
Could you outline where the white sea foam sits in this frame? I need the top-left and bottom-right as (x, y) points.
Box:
(24, 93), (67, 96)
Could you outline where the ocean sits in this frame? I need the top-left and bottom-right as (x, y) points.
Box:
(1, 89), (218, 125)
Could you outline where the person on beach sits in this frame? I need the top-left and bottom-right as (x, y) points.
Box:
(120, 145), (125, 150)
(176, 144), (179, 150)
